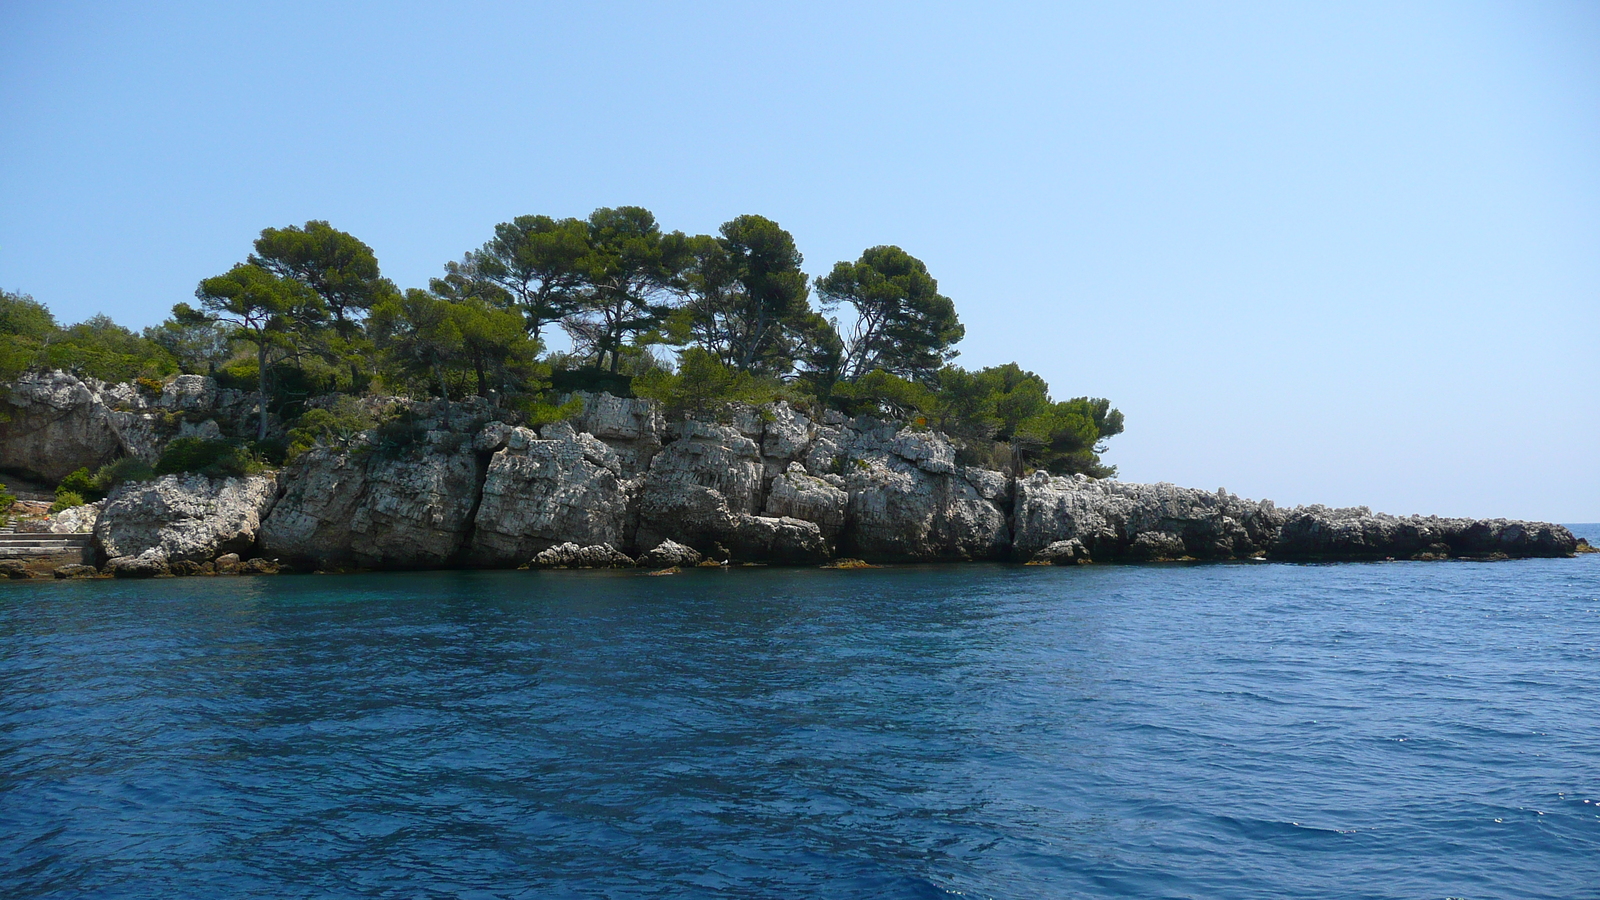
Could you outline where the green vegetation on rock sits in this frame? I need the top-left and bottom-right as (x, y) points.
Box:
(4, 208), (1125, 476)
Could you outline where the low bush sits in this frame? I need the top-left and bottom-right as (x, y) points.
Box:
(49, 491), (86, 513)
(57, 467), (101, 501)
(154, 437), (261, 478)
(633, 348), (785, 421)
(0, 483), (14, 516)
(285, 397), (381, 461)
(93, 457), (155, 491)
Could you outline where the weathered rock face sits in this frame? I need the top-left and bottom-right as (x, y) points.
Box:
(726, 514), (831, 563)
(0, 371), (255, 484)
(567, 392), (664, 476)
(260, 435), (484, 569)
(467, 422), (635, 566)
(823, 422), (1009, 562)
(0, 372), (141, 482)
(2, 374), (1581, 569)
(1013, 473), (1284, 561)
(1271, 507), (1577, 560)
(763, 464), (848, 539)
(94, 473), (279, 564)
(635, 421), (766, 553)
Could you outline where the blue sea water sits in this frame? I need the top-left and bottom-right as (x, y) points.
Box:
(3, 531), (1599, 900)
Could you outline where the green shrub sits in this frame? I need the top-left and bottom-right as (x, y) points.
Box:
(516, 396), (585, 431)
(155, 437), (260, 478)
(57, 467), (102, 501)
(0, 483), (15, 516)
(633, 348), (783, 421)
(285, 397), (380, 461)
(49, 491), (86, 513)
(830, 369), (935, 422)
(93, 457), (155, 491)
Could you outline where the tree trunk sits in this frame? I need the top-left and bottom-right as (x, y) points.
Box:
(256, 340), (269, 443)
(435, 364), (451, 428)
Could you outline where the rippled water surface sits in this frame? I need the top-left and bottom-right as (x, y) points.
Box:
(4, 536), (1600, 899)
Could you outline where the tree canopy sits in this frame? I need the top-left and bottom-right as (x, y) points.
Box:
(816, 245), (965, 384)
(250, 220), (395, 331)
(678, 215), (813, 376)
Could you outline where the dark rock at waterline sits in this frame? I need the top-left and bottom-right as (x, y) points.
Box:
(528, 542), (635, 569)
(1271, 508), (1577, 561)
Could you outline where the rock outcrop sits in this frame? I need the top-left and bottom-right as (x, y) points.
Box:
(529, 542), (635, 569)
(1272, 507), (1577, 561)
(1014, 473), (1283, 561)
(0, 372), (253, 483)
(467, 422), (635, 566)
(0, 372), (147, 482)
(566, 392), (664, 476)
(16, 500), (101, 534)
(259, 433), (484, 570)
(95, 473), (279, 566)
(827, 421), (1009, 562)
(638, 539), (702, 568)
(1014, 475), (1577, 562)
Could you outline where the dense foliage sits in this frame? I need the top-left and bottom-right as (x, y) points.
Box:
(2, 208), (1124, 481)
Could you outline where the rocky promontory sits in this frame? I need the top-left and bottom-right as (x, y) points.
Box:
(0, 372), (1579, 576)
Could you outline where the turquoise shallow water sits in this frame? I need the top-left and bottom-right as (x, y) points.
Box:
(3, 532), (1599, 899)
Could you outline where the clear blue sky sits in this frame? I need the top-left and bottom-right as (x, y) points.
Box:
(2, 1), (1596, 521)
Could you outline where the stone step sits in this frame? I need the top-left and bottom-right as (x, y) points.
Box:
(0, 537), (92, 548)
(0, 547), (94, 560)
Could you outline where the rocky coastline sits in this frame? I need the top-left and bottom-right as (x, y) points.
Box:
(0, 371), (1580, 578)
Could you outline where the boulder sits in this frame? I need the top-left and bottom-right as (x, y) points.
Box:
(467, 424), (635, 566)
(260, 436), (483, 569)
(106, 554), (169, 578)
(638, 539), (702, 568)
(727, 515), (830, 563)
(529, 542), (635, 569)
(214, 553), (242, 574)
(95, 473), (279, 564)
(47, 501), (101, 534)
(53, 564), (99, 578)
(0, 560), (33, 579)
(1029, 538), (1091, 565)
(1130, 530), (1189, 561)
